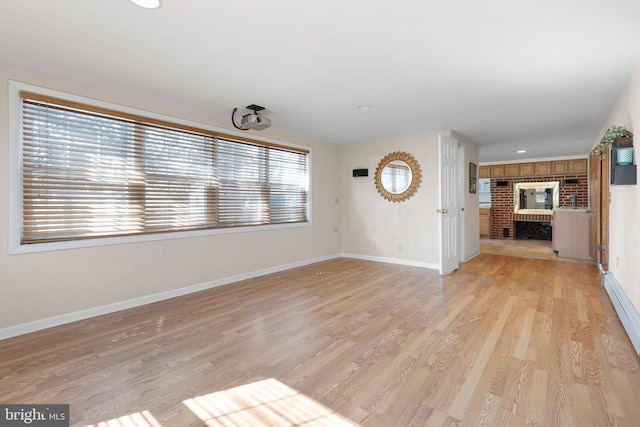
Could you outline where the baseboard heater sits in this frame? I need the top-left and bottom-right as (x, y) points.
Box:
(602, 272), (640, 361)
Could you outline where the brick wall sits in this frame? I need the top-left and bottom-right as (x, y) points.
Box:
(490, 173), (588, 240)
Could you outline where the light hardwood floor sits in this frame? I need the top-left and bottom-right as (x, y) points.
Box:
(480, 238), (594, 264)
(1, 254), (638, 426)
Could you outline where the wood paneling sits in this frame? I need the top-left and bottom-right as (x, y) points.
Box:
(1, 257), (637, 426)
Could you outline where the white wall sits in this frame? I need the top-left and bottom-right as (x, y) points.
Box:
(338, 132), (480, 267)
(0, 61), (341, 332)
(595, 65), (640, 313)
(0, 61), (482, 336)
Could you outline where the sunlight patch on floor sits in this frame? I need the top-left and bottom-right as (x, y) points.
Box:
(84, 410), (162, 427)
(183, 378), (359, 426)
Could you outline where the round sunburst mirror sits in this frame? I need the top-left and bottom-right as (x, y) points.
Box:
(374, 151), (422, 202)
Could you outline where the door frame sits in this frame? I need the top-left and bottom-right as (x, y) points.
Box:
(588, 147), (610, 270)
(458, 143), (466, 263)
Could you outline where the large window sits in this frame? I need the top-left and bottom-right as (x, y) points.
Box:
(18, 91), (309, 245)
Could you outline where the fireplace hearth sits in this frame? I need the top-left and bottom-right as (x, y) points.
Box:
(515, 221), (552, 241)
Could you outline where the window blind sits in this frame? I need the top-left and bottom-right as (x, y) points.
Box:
(217, 139), (309, 227)
(20, 92), (309, 244)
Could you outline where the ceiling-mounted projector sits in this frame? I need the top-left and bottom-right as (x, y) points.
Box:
(241, 112), (271, 130)
(232, 104), (271, 131)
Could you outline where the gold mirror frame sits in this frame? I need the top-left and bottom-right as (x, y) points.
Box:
(375, 151), (422, 202)
(513, 181), (560, 215)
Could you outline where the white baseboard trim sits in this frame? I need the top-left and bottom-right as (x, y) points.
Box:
(602, 271), (640, 360)
(0, 253), (341, 341)
(341, 252), (439, 270)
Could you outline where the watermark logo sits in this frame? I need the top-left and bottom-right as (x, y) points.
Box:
(0, 405), (69, 426)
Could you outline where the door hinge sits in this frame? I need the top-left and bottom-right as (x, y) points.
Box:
(598, 244), (607, 252)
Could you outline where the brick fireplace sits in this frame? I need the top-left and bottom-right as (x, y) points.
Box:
(515, 220), (552, 240)
(489, 174), (588, 240)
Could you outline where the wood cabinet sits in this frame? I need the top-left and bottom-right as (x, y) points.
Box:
(554, 159), (586, 174)
(480, 208), (491, 237)
(482, 158), (588, 178)
(505, 164), (520, 177)
(520, 163), (535, 176)
(491, 165), (505, 178)
(553, 161), (568, 174)
(569, 159), (587, 174)
(553, 208), (591, 260)
(535, 162), (551, 175)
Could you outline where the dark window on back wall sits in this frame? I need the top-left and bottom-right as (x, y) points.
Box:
(19, 92), (309, 244)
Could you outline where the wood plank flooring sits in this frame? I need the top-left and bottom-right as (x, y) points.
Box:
(480, 238), (594, 264)
(1, 254), (638, 426)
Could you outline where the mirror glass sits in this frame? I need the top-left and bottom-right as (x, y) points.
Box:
(513, 181), (560, 215)
(375, 152), (422, 202)
(381, 160), (412, 194)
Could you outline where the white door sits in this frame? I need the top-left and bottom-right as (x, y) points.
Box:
(439, 134), (459, 275)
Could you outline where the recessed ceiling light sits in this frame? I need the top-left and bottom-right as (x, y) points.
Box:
(517, 150), (526, 154)
(130, 0), (161, 9)
(356, 105), (373, 111)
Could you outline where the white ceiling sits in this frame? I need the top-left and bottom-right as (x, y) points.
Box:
(1, 0), (639, 162)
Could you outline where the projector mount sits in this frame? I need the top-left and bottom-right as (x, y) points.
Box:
(231, 104), (271, 131)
